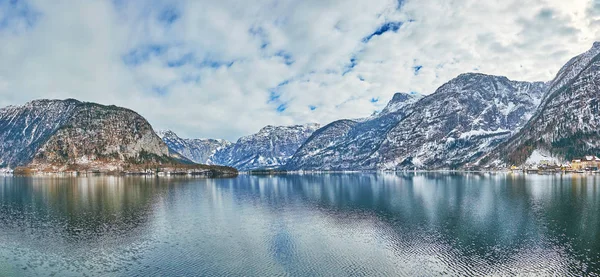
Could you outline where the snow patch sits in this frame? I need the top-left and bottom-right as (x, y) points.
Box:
(459, 129), (510, 139)
(525, 150), (562, 165)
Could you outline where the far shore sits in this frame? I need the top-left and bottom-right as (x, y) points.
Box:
(2, 169), (600, 177)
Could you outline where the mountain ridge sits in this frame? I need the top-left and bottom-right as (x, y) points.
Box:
(479, 42), (600, 167)
(5, 43), (600, 172)
(0, 99), (237, 176)
(285, 73), (546, 170)
(157, 129), (231, 165)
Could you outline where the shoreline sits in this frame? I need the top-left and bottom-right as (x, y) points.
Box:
(2, 169), (599, 177)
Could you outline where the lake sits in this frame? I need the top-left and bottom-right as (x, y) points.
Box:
(0, 173), (599, 276)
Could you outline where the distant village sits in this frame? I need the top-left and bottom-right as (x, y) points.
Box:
(510, 156), (600, 173)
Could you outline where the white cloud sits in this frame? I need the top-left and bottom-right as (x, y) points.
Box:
(0, 0), (597, 141)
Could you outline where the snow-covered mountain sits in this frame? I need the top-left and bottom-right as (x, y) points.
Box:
(8, 44), (599, 172)
(211, 123), (320, 171)
(30, 101), (172, 172)
(285, 92), (422, 170)
(0, 99), (236, 175)
(377, 73), (546, 170)
(381, 91), (423, 115)
(157, 130), (231, 164)
(481, 42), (600, 167)
(0, 99), (80, 168)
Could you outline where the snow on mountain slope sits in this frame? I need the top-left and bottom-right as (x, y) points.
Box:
(284, 119), (358, 170)
(380, 92), (423, 115)
(0, 99), (81, 168)
(212, 123), (320, 171)
(157, 130), (231, 164)
(0, 99), (236, 174)
(285, 92), (422, 170)
(376, 73), (546, 170)
(481, 42), (600, 167)
(30, 102), (172, 171)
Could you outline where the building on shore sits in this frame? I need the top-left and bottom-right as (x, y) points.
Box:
(571, 156), (600, 171)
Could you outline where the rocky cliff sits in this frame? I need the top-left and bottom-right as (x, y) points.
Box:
(377, 74), (546, 169)
(211, 124), (320, 171)
(157, 130), (231, 164)
(0, 99), (237, 175)
(285, 92), (422, 170)
(481, 42), (600, 167)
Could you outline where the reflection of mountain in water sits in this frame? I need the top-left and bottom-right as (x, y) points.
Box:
(1, 177), (154, 247)
(0, 176), (202, 275)
(209, 173), (600, 275)
(1, 174), (599, 276)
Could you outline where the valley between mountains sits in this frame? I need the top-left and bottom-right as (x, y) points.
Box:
(2, 43), (600, 173)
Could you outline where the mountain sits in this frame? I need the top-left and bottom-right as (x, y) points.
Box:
(0, 99), (237, 175)
(377, 74), (546, 169)
(381, 91), (423, 115)
(157, 130), (231, 164)
(0, 99), (81, 168)
(211, 123), (320, 171)
(285, 92), (422, 170)
(481, 42), (600, 167)
(287, 75), (546, 171)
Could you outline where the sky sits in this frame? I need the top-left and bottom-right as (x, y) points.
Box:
(0, 0), (598, 141)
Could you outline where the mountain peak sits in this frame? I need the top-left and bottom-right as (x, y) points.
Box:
(258, 123), (320, 134)
(156, 129), (177, 139)
(455, 72), (508, 81)
(380, 92), (423, 115)
(23, 98), (81, 108)
(593, 41), (600, 49)
(391, 92), (421, 102)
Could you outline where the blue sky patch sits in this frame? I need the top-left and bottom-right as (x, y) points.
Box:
(363, 21), (403, 43)
(275, 50), (294, 66)
(152, 85), (169, 96)
(276, 103), (287, 113)
(343, 57), (357, 75)
(396, 0), (405, 10)
(268, 90), (281, 103)
(267, 79), (291, 105)
(413, 65), (422, 75)
(167, 53), (194, 67)
(0, 0), (41, 32)
(199, 59), (235, 69)
(181, 74), (201, 84)
(158, 7), (180, 25)
(122, 44), (168, 66)
(249, 26), (270, 49)
(277, 80), (290, 87)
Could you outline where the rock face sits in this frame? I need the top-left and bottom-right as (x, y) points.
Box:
(157, 130), (231, 164)
(285, 92), (422, 170)
(211, 124), (320, 171)
(285, 120), (358, 170)
(482, 42), (600, 167)
(0, 99), (81, 168)
(0, 99), (236, 175)
(30, 102), (171, 172)
(377, 73), (546, 170)
(287, 75), (545, 170)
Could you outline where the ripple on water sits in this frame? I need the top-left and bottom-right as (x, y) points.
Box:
(1, 174), (600, 276)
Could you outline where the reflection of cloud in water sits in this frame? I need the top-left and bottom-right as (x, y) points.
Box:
(0, 176), (197, 275)
(206, 173), (598, 275)
(0, 173), (599, 275)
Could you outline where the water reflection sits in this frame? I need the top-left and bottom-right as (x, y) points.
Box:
(0, 173), (599, 276)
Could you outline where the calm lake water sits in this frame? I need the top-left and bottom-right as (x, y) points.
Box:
(0, 173), (599, 276)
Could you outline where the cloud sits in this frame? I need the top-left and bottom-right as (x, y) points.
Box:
(0, 0), (597, 141)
